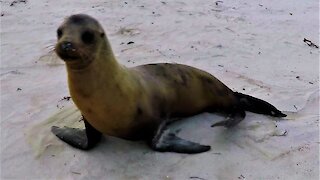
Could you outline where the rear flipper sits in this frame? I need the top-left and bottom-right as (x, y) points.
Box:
(211, 108), (246, 128)
(149, 121), (211, 154)
(51, 117), (102, 150)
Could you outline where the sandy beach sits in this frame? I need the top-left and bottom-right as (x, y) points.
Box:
(1, 0), (319, 179)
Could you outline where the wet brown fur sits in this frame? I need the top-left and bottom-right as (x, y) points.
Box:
(56, 14), (238, 141)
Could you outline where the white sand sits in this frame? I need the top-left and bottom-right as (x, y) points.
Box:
(1, 0), (319, 179)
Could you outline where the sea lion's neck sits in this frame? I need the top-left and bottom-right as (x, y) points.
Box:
(66, 38), (133, 99)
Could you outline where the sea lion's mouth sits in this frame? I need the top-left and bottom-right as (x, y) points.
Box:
(57, 50), (94, 70)
(55, 45), (81, 62)
(57, 52), (80, 61)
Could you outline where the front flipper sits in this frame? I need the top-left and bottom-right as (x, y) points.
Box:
(211, 109), (246, 128)
(51, 118), (102, 150)
(150, 122), (211, 154)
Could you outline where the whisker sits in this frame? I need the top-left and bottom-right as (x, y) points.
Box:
(45, 44), (55, 49)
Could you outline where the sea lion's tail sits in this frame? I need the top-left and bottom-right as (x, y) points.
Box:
(234, 92), (287, 117)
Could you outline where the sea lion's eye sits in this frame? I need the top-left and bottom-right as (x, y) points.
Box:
(57, 28), (63, 39)
(81, 31), (95, 44)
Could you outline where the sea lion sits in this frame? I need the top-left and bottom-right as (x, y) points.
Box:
(51, 14), (286, 154)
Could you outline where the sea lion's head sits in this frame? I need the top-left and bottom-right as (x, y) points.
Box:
(55, 14), (106, 69)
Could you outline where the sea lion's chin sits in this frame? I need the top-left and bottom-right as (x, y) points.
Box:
(56, 51), (92, 69)
(58, 54), (80, 62)
(64, 57), (93, 70)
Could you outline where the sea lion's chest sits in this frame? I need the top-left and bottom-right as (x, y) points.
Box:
(70, 85), (136, 137)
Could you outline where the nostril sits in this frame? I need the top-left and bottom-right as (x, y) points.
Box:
(61, 42), (74, 51)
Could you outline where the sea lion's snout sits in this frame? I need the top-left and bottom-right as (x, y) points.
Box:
(55, 40), (79, 61)
(61, 41), (75, 52)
